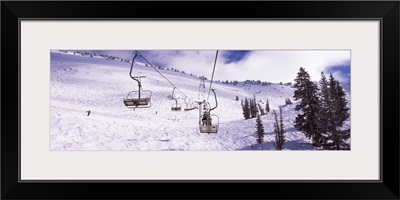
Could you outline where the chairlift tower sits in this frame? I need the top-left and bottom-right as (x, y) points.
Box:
(198, 76), (206, 102)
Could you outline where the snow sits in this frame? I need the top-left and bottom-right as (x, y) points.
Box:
(50, 51), (350, 150)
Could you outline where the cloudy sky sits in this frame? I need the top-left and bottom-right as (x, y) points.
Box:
(86, 50), (350, 83)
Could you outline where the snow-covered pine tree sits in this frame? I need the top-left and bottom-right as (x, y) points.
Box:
(242, 98), (246, 119)
(273, 110), (279, 149)
(251, 101), (255, 118)
(265, 99), (270, 113)
(333, 79), (350, 127)
(250, 95), (259, 118)
(293, 67), (323, 147)
(273, 108), (285, 150)
(328, 73), (338, 110)
(317, 72), (332, 147)
(242, 98), (251, 119)
(323, 74), (350, 150)
(255, 114), (265, 150)
(258, 103), (265, 116)
(319, 72), (330, 110)
(285, 98), (292, 105)
(279, 107), (285, 145)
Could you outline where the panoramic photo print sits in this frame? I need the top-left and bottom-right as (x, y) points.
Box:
(50, 50), (351, 151)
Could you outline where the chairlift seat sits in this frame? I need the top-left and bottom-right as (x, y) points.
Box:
(199, 114), (219, 133)
(200, 124), (219, 133)
(184, 107), (196, 111)
(124, 98), (150, 107)
(124, 55), (152, 109)
(171, 107), (182, 111)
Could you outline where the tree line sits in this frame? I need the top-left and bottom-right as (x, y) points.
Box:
(250, 67), (350, 150)
(294, 67), (350, 150)
(241, 96), (271, 119)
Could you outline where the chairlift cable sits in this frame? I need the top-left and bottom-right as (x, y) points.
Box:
(134, 50), (195, 102)
(207, 50), (219, 102)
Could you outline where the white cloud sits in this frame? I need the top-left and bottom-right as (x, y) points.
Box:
(217, 50), (351, 83)
(127, 50), (350, 83)
(143, 50), (219, 78)
(330, 70), (349, 83)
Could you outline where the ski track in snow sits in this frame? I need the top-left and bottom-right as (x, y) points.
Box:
(50, 51), (351, 151)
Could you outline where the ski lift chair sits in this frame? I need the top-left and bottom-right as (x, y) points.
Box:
(198, 89), (219, 133)
(171, 100), (182, 111)
(171, 87), (182, 111)
(124, 89), (152, 108)
(123, 54), (152, 109)
(184, 98), (195, 111)
(199, 113), (219, 134)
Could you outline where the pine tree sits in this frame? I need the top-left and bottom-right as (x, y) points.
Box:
(273, 108), (285, 150)
(279, 107), (285, 141)
(242, 98), (251, 119)
(319, 72), (330, 110)
(250, 95), (258, 118)
(317, 72), (332, 146)
(334, 80), (350, 127)
(258, 103), (265, 116)
(316, 73), (351, 150)
(285, 98), (292, 105)
(255, 114), (265, 150)
(241, 99), (245, 118)
(249, 98), (254, 118)
(293, 67), (322, 147)
(323, 75), (350, 150)
(265, 99), (270, 113)
(273, 111), (279, 149)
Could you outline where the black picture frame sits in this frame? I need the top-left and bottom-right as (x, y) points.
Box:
(2, 1), (399, 199)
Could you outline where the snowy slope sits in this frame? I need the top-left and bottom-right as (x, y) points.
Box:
(50, 51), (350, 150)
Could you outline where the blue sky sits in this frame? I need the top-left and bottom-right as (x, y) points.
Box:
(83, 50), (350, 83)
(325, 61), (351, 82)
(223, 50), (251, 64)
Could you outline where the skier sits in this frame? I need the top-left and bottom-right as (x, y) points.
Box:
(207, 116), (212, 125)
(202, 115), (207, 126)
(202, 113), (212, 126)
